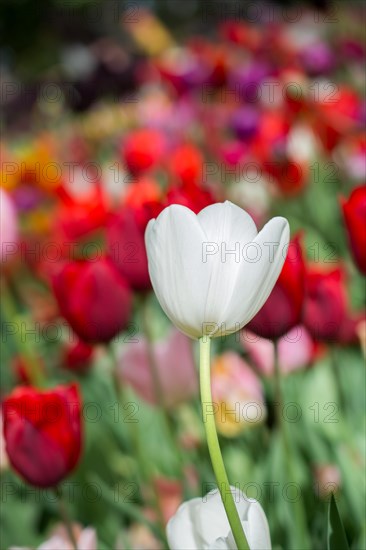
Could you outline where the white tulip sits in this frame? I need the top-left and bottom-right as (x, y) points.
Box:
(166, 486), (271, 550)
(145, 201), (289, 339)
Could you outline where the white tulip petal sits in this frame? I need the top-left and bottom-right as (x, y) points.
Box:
(166, 498), (204, 549)
(197, 202), (258, 332)
(219, 216), (289, 333)
(244, 501), (272, 550)
(208, 533), (236, 550)
(145, 205), (209, 338)
(197, 202), (257, 243)
(196, 487), (250, 546)
(195, 492), (231, 545)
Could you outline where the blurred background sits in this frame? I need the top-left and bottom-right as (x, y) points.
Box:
(1, 1), (365, 549)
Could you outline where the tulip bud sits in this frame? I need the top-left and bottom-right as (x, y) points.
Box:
(314, 464), (341, 499)
(340, 185), (366, 275)
(52, 258), (132, 343)
(3, 383), (82, 488)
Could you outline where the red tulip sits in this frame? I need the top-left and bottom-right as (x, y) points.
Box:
(340, 185), (366, 275)
(3, 383), (82, 488)
(165, 183), (216, 214)
(52, 258), (132, 343)
(107, 207), (151, 291)
(264, 157), (308, 196)
(122, 178), (164, 227)
(246, 235), (305, 339)
(123, 177), (162, 212)
(122, 129), (165, 175)
(314, 87), (361, 151)
(303, 266), (348, 342)
(55, 185), (107, 240)
(169, 144), (203, 187)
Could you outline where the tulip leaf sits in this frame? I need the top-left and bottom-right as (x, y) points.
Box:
(327, 494), (349, 550)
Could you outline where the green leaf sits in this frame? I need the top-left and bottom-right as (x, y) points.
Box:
(327, 494), (349, 550)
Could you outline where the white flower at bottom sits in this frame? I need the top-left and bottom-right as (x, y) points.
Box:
(166, 486), (271, 550)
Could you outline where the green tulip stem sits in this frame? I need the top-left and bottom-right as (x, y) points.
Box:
(199, 337), (250, 550)
(55, 486), (78, 550)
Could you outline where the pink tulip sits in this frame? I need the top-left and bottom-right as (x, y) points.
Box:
(119, 329), (198, 409)
(0, 188), (18, 263)
(242, 325), (314, 377)
(211, 352), (266, 437)
(314, 464), (341, 499)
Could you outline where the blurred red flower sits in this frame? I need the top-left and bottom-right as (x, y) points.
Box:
(264, 158), (308, 195)
(122, 129), (165, 175)
(166, 183), (215, 214)
(340, 185), (366, 275)
(303, 266), (351, 343)
(54, 185), (107, 241)
(107, 206), (152, 291)
(52, 258), (132, 343)
(123, 177), (162, 210)
(169, 144), (203, 187)
(247, 234), (305, 339)
(314, 87), (362, 151)
(123, 177), (164, 226)
(3, 383), (82, 488)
